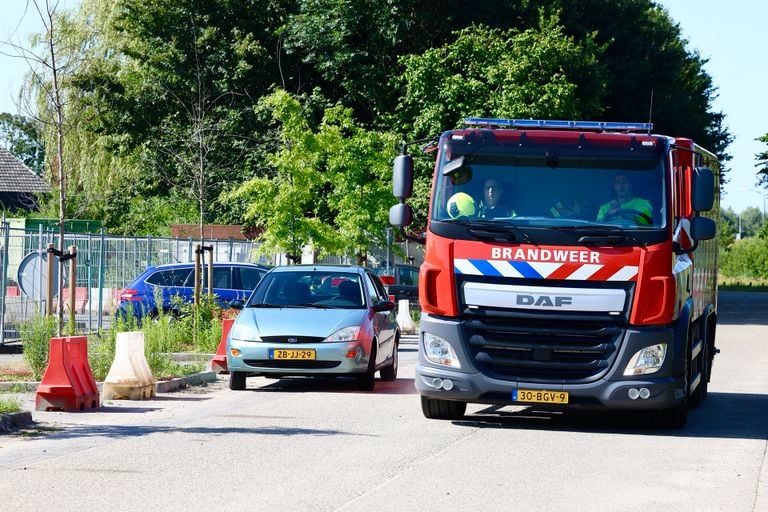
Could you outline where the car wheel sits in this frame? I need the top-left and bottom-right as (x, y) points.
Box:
(356, 343), (377, 391)
(380, 339), (399, 381)
(229, 371), (246, 391)
(421, 396), (466, 420)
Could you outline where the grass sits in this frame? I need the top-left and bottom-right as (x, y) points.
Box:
(0, 395), (22, 414)
(718, 275), (768, 292)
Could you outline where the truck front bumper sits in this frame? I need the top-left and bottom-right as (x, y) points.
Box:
(415, 315), (686, 411)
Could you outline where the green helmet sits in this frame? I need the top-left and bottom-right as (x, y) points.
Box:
(447, 192), (476, 218)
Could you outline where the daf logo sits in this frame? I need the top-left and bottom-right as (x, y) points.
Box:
(287, 337), (298, 343)
(516, 294), (573, 307)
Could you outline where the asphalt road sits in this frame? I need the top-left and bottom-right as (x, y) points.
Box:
(0, 291), (766, 512)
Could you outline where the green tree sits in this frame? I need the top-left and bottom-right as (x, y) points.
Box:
(740, 206), (763, 238)
(394, 18), (605, 140)
(756, 133), (768, 189)
(229, 90), (396, 262)
(0, 113), (45, 175)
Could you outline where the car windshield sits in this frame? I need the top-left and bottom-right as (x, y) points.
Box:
(432, 132), (667, 231)
(247, 271), (365, 309)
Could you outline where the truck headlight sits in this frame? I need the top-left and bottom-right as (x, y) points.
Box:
(423, 333), (461, 368)
(623, 343), (667, 376)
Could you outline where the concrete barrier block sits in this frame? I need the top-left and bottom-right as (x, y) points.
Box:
(396, 299), (416, 334)
(102, 331), (156, 400)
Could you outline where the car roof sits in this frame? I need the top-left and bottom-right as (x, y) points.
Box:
(146, 262), (270, 271)
(267, 264), (367, 274)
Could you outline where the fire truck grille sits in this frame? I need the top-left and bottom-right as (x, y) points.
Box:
(464, 318), (623, 382)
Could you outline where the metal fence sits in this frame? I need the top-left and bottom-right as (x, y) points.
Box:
(0, 221), (423, 344)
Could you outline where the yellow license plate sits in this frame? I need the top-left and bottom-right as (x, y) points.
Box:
(513, 389), (569, 404)
(270, 349), (316, 360)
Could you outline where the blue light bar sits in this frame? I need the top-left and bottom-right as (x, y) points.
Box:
(463, 117), (653, 133)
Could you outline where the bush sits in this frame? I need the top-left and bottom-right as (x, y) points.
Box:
(719, 237), (768, 279)
(18, 315), (57, 381)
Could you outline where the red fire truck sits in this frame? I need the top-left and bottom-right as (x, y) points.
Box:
(390, 118), (719, 428)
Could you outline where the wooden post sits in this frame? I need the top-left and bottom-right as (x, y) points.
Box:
(46, 243), (55, 316)
(207, 248), (213, 299)
(68, 245), (77, 330)
(194, 243), (201, 307)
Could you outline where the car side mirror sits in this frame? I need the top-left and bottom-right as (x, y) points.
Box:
(373, 300), (395, 312)
(229, 299), (245, 310)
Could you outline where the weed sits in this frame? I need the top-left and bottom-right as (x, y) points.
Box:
(0, 395), (22, 414)
(18, 315), (57, 381)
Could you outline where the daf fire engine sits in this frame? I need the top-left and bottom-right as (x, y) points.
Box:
(390, 118), (719, 428)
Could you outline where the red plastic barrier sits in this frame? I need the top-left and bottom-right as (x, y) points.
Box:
(210, 318), (235, 374)
(35, 336), (100, 412)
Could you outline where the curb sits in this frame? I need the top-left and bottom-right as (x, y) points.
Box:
(0, 371), (219, 394)
(154, 371), (217, 393)
(0, 371), (218, 433)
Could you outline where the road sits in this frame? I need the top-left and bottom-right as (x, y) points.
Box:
(0, 291), (766, 512)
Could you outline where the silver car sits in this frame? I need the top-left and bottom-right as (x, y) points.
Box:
(226, 265), (400, 391)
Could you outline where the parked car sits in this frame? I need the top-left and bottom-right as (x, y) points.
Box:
(227, 265), (400, 391)
(375, 264), (419, 303)
(117, 262), (270, 322)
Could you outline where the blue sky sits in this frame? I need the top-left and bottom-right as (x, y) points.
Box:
(1, 1), (766, 214)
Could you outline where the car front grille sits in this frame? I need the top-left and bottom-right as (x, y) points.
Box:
(259, 336), (325, 344)
(243, 359), (341, 369)
(464, 316), (624, 383)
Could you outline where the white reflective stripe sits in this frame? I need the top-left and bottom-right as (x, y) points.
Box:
(673, 254), (692, 274)
(607, 266), (638, 281)
(488, 260), (524, 278)
(566, 264), (603, 280)
(454, 259), (481, 275)
(463, 282), (626, 312)
(528, 262), (562, 278)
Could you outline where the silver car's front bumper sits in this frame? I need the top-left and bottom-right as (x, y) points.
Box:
(227, 338), (372, 376)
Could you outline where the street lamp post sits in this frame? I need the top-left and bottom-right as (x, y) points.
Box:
(740, 188), (767, 223)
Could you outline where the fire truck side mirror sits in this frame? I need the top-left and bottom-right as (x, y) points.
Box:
(389, 203), (413, 227)
(690, 216), (716, 241)
(393, 154), (414, 199)
(692, 167), (715, 212)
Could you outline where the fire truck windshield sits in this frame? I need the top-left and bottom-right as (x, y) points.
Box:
(433, 137), (667, 232)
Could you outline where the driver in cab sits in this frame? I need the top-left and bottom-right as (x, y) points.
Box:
(596, 172), (653, 226)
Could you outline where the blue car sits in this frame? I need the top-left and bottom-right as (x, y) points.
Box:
(118, 262), (270, 322)
(227, 265), (400, 391)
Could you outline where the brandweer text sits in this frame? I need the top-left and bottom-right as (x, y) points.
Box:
(490, 247), (600, 263)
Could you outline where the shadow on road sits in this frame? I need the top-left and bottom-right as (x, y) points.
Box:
(452, 391), (768, 440)
(247, 376), (417, 395)
(717, 290), (768, 326)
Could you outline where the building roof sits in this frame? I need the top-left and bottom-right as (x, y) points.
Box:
(0, 146), (50, 193)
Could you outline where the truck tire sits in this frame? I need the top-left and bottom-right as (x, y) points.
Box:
(656, 336), (690, 429)
(421, 396), (467, 420)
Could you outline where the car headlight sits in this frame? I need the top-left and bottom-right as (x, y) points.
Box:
(423, 333), (461, 368)
(230, 324), (262, 342)
(623, 343), (667, 376)
(324, 326), (360, 342)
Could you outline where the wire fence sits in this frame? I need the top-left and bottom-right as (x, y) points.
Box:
(0, 222), (423, 344)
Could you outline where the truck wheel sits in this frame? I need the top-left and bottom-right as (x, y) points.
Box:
(229, 371), (246, 391)
(380, 340), (399, 381)
(690, 342), (709, 408)
(656, 337), (690, 429)
(421, 396), (467, 420)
